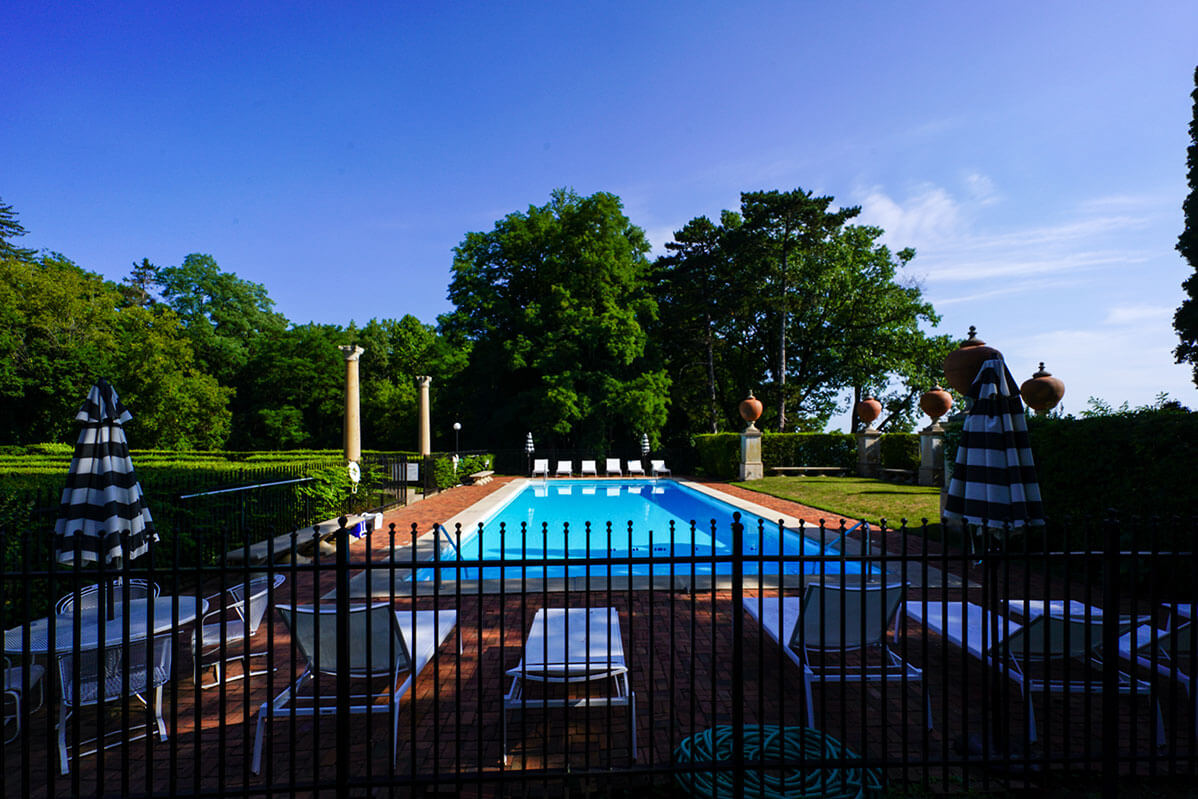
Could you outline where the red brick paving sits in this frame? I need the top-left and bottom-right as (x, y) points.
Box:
(3, 477), (1193, 797)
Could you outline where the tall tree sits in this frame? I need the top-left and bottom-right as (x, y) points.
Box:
(119, 258), (159, 309)
(443, 188), (669, 450)
(0, 198), (37, 262)
(0, 254), (230, 446)
(654, 212), (761, 435)
(736, 189), (860, 430)
(1175, 66), (1198, 386)
(155, 253), (287, 386)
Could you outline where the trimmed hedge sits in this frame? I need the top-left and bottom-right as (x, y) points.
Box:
(1026, 410), (1198, 519)
(694, 432), (855, 479)
(879, 433), (919, 471)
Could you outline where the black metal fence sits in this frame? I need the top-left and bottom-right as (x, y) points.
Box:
(2, 496), (1197, 797)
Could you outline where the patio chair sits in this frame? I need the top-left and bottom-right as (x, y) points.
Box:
(192, 573), (286, 688)
(532, 459), (550, 478)
(504, 607), (636, 764)
(579, 459), (598, 477)
(3, 655), (45, 744)
(1116, 608), (1197, 738)
(251, 602), (458, 774)
(56, 630), (172, 773)
(555, 460), (573, 477)
(744, 583), (931, 730)
(902, 598), (1162, 743)
(650, 459), (671, 478)
(626, 459), (646, 477)
(55, 578), (159, 616)
(604, 458), (622, 477)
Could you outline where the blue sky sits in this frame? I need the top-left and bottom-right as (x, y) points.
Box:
(4, 2), (1197, 430)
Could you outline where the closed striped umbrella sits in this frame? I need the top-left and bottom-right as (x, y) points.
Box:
(640, 433), (650, 456)
(524, 431), (535, 454)
(943, 357), (1044, 528)
(54, 379), (158, 565)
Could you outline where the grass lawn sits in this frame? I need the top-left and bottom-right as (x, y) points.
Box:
(732, 475), (943, 530)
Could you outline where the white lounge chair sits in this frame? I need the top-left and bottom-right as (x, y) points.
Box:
(555, 460), (573, 477)
(251, 603), (458, 774)
(3, 655), (45, 744)
(580, 460), (598, 477)
(504, 607), (636, 764)
(193, 573), (286, 688)
(626, 460), (645, 477)
(744, 583), (930, 729)
(650, 459), (671, 478)
(604, 458), (622, 476)
(902, 598), (1161, 743)
(531, 459), (549, 478)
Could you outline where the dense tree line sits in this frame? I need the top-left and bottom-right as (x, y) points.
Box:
(0, 186), (948, 453)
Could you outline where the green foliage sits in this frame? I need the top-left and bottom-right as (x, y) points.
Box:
(155, 253), (287, 386)
(694, 432), (856, 479)
(693, 433), (741, 479)
(1175, 66), (1198, 387)
(443, 188), (668, 450)
(879, 433), (919, 471)
(1027, 407), (1198, 519)
(656, 189), (949, 437)
(0, 254), (231, 448)
(431, 453), (495, 490)
(761, 432), (856, 470)
(0, 198), (37, 262)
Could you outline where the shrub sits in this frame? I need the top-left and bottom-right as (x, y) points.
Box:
(879, 433), (919, 471)
(695, 432), (855, 480)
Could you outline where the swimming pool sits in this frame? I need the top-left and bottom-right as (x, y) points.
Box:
(419, 479), (871, 582)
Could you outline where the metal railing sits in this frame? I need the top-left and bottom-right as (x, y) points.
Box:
(1, 505), (1196, 797)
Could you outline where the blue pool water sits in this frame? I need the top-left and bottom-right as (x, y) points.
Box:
(419, 479), (868, 581)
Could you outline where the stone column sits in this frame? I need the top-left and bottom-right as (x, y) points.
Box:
(739, 426), (763, 481)
(416, 376), (432, 457)
(918, 423), (944, 486)
(856, 428), (881, 478)
(338, 345), (365, 462)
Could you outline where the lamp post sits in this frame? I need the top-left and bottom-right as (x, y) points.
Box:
(453, 422), (461, 455)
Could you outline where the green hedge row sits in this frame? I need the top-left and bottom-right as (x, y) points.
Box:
(879, 433), (919, 472)
(694, 433), (856, 479)
(1026, 410), (1198, 519)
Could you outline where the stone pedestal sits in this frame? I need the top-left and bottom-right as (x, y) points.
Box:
(856, 428), (881, 478)
(417, 376), (432, 457)
(739, 426), (763, 481)
(338, 345), (365, 462)
(918, 423), (944, 486)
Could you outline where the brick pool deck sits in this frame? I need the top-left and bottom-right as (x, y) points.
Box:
(3, 477), (1191, 797)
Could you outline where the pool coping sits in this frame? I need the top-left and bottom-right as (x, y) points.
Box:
(331, 478), (961, 598)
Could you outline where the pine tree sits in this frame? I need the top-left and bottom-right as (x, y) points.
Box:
(1174, 67), (1198, 386)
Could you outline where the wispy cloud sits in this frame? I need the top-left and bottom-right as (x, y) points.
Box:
(1104, 304), (1174, 325)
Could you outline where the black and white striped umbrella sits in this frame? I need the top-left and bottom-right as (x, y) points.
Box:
(524, 431), (535, 454)
(54, 379), (157, 565)
(943, 357), (1044, 528)
(640, 433), (650, 456)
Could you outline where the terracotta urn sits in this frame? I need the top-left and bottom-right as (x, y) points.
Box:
(855, 396), (882, 428)
(942, 326), (1001, 395)
(919, 385), (953, 423)
(738, 392), (764, 427)
(1020, 362), (1066, 413)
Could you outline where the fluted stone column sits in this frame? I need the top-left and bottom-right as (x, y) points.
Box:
(338, 345), (365, 462)
(417, 376), (432, 457)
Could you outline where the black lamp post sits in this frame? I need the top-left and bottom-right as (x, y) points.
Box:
(453, 421), (461, 455)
